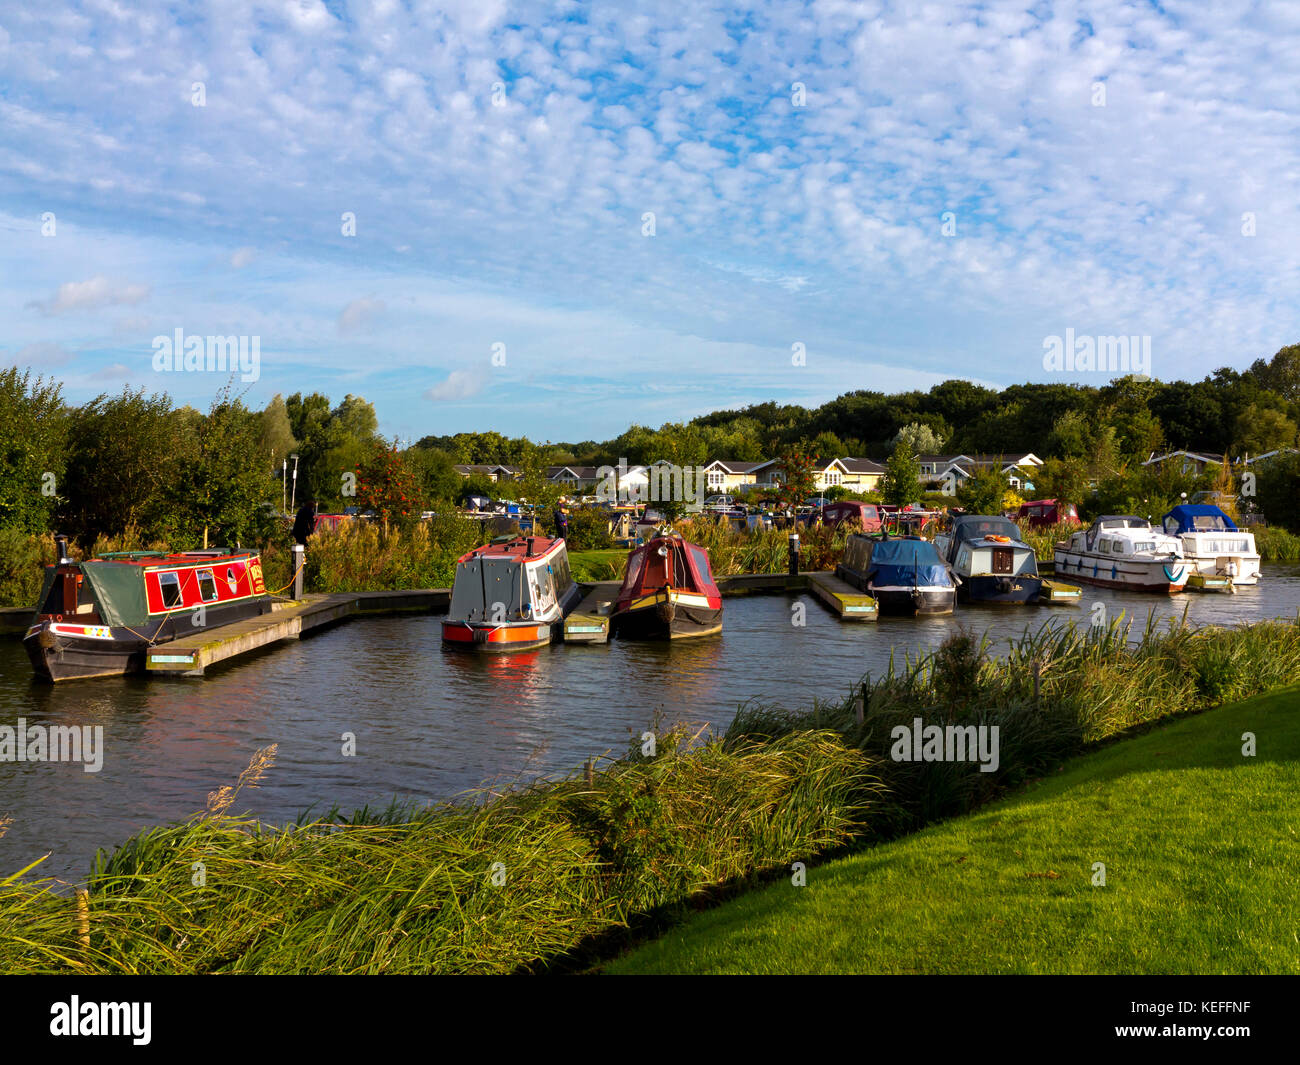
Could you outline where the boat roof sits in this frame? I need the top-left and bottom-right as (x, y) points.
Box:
(457, 536), (565, 564)
(865, 537), (944, 564)
(1161, 504), (1239, 532)
(85, 549), (257, 568)
(1092, 515), (1149, 528)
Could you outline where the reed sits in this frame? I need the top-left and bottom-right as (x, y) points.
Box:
(0, 727), (877, 974)
(727, 612), (1300, 837)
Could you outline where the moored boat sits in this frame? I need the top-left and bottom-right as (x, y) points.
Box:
(24, 537), (274, 682)
(1054, 516), (1188, 594)
(441, 536), (580, 652)
(934, 515), (1045, 604)
(1159, 505), (1260, 587)
(612, 528), (723, 639)
(837, 534), (957, 616)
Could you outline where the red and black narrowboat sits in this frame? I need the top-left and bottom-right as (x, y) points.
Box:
(442, 536), (581, 652)
(612, 529), (723, 640)
(24, 537), (275, 682)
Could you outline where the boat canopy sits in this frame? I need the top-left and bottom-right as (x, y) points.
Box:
(1161, 505), (1238, 536)
(949, 515), (1024, 545)
(862, 538), (951, 588)
(616, 535), (718, 605)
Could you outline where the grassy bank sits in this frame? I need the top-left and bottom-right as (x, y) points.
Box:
(610, 685), (1300, 974)
(0, 728), (876, 975)
(727, 613), (1300, 838)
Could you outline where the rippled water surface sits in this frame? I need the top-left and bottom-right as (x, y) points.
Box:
(4, 565), (1300, 882)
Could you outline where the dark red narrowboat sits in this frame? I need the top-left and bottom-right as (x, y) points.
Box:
(24, 538), (275, 682)
(612, 529), (723, 640)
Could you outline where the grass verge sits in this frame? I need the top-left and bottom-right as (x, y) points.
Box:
(608, 685), (1300, 974)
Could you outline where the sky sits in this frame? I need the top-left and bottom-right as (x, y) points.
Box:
(1, 0), (1298, 444)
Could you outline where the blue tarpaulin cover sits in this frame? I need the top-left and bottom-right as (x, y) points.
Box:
(1161, 505), (1238, 536)
(866, 538), (953, 588)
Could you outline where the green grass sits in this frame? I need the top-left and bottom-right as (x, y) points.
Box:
(608, 686), (1300, 974)
(568, 549), (627, 582)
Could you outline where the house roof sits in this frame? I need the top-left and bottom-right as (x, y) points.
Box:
(837, 457), (886, 474)
(1142, 450), (1226, 467)
(702, 459), (774, 474)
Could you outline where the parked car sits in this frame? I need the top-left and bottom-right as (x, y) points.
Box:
(820, 500), (884, 531)
(1017, 499), (1081, 528)
(704, 494), (737, 510)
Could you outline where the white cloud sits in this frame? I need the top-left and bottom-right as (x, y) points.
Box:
(338, 296), (386, 334)
(8, 341), (75, 368)
(425, 369), (485, 402)
(27, 275), (150, 315)
(230, 247), (256, 269)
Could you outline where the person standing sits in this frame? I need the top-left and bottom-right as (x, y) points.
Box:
(292, 499), (318, 546)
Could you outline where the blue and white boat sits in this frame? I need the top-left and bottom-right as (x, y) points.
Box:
(837, 534), (957, 615)
(934, 515), (1041, 604)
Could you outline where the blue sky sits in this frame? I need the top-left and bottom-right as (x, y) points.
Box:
(2, 0), (1298, 443)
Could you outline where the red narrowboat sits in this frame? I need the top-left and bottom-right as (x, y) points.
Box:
(441, 536), (581, 652)
(25, 539), (275, 682)
(612, 529), (723, 640)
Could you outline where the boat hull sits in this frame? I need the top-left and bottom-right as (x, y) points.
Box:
(1053, 551), (1187, 594)
(836, 564), (955, 616)
(956, 574), (1041, 605)
(613, 590), (723, 640)
(441, 620), (558, 652)
(24, 599), (274, 682)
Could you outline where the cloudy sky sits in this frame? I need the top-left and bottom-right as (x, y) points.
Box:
(2, 0), (1298, 442)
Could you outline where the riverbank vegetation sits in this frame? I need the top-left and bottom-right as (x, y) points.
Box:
(0, 729), (875, 974)
(2, 614), (1298, 973)
(610, 684), (1300, 974)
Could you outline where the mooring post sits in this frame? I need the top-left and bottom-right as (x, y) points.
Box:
(855, 685), (865, 725)
(76, 888), (89, 952)
(584, 759), (594, 786)
(788, 533), (800, 576)
(292, 544), (305, 600)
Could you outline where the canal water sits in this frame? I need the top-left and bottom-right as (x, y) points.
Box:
(3, 566), (1300, 884)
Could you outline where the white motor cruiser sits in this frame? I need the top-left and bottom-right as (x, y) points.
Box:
(1159, 505), (1260, 586)
(1054, 516), (1188, 594)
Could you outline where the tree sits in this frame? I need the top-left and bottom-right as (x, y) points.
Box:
(775, 442), (819, 510)
(181, 387), (275, 548)
(956, 466), (1008, 514)
(1252, 451), (1300, 531)
(61, 388), (182, 543)
(890, 421), (945, 455)
(258, 394), (299, 480)
(880, 442), (921, 506)
(355, 439), (424, 531)
(1233, 404), (1298, 459)
(0, 368), (67, 534)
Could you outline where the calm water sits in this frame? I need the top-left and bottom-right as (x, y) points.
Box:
(4, 566), (1300, 884)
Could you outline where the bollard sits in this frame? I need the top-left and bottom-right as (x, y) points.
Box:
(291, 544), (305, 600)
(788, 534), (800, 576)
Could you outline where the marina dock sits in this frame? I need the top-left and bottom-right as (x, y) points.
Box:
(806, 572), (879, 620)
(145, 589), (449, 677)
(563, 581), (619, 643)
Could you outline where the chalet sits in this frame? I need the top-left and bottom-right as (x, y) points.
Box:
(1141, 451), (1227, 476)
(837, 457), (886, 492)
(702, 459), (774, 493)
(545, 465), (601, 490)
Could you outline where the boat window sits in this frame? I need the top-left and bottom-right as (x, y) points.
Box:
(1099, 540), (1110, 553)
(687, 545), (715, 587)
(622, 549), (644, 594)
(550, 552), (573, 593)
(1134, 542), (1155, 553)
(197, 569), (219, 602)
(158, 571), (183, 608)
(226, 567), (240, 594)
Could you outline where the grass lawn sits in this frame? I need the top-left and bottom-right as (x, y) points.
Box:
(569, 549), (627, 582)
(607, 687), (1300, 974)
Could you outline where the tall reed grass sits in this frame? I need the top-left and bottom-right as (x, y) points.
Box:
(727, 611), (1300, 837)
(0, 726), (877, 974)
